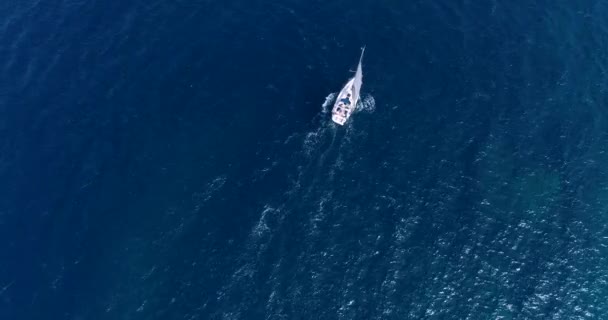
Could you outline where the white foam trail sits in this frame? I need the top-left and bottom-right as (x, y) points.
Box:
(309, 192), (333, 235)
(303, 129), (323, 157)
(322, 92), (337, 114)
(252, 205), (276, 239)
(216, 205), (283, 316)
(357, 94), (376, 113)
(192, 175), (227, 203)
(216, 92), (356, 316)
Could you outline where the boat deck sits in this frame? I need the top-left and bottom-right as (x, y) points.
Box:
(331, 79), (356, 125)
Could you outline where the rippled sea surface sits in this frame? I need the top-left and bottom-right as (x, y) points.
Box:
(2, 0), (608, 319)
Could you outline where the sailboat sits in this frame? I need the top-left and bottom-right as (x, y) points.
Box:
(331, 47), (365, 125)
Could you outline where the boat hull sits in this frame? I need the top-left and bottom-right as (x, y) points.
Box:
(330, 47), (364, 125)
(331, 78), (359, 125)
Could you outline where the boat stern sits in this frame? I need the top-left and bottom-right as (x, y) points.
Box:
(331, 113), (347, 125)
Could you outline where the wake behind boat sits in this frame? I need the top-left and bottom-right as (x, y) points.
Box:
(331, 47), (365, 125)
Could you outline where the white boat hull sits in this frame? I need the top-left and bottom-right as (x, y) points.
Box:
(331, 78), (358, 125)
(331, 47), (364, 126)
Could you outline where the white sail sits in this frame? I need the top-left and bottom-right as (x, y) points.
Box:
(352, 47), (365, 101)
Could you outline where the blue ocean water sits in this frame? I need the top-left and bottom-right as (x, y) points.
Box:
(2, 0), (608, 319)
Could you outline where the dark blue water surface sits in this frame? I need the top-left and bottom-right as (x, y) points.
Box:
(2, 0), (608, 319)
